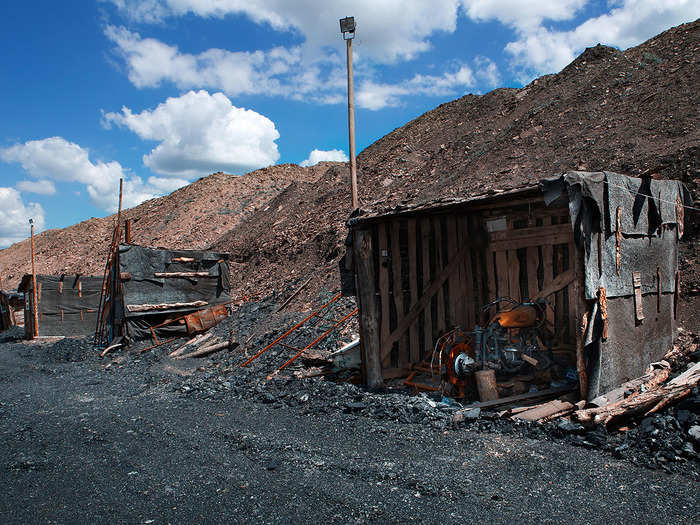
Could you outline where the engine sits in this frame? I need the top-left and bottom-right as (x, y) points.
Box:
(440, 298), (553, 397)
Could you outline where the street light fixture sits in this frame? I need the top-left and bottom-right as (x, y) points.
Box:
(340, 16), (358, 209)
(340, 16), (355, 38)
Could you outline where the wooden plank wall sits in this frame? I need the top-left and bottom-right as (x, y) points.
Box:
(359, 201), (577, 379)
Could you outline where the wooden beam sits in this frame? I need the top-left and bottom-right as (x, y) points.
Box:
(533, 269), (574, 301)
(507, 250), (520, 301)
(407, 219), (420, 364)
(126, 300), (208, 312)
(380, 237), (472, 361)
(154, 272), (211, 278)
(434, 217), (446, 335)
(354, 229), (383, 388)
(391, 220), (407, 368)
(378, 223), (391, 367)
(421, 219), (433, 358)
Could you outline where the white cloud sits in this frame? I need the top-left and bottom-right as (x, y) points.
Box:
(109, 1), (461, 63)
(357, 64), (475, 110)
(16, 179), (56, 195)
(474, 56), (501, 87)
(460, 0), (587, 32)
(0, 137), (171, 212)
(0, 187), (45, 248)
(461, 0), (700, 77)
(300, 149), (348, 167)
(104, 3), (497, 108)
(103, 90), (280, 177)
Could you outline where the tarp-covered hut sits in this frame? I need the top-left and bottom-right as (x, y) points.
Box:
(344, 171), (692, 401)
(18, 274), (102, 338)
(102, 244), (231, 343)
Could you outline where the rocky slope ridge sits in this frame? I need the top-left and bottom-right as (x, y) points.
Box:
(0, 163), (336, 289)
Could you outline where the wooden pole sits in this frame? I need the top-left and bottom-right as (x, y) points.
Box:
(30, 221), (38, 337)
(124, 218), (131, 244)
(354, 229), (383, 388)
(346, 37), (358, 210)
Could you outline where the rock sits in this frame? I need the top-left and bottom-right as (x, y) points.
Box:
(453, 407), (480, 425)
(688, 425), (700, 442)
(556, 419), (584, 434)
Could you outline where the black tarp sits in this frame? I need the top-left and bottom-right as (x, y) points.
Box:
(18, 275), (102, 337)
(111, 244), (231, 341)
(542, 171), (692, 398)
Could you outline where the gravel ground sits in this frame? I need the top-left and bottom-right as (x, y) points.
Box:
(1, 316), (698, 524)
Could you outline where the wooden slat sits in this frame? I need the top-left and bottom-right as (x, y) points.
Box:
(380, 237), (473, 361)
(489, 223), (571, 242)
(447, 216), (461, 327)
(541, 217), (555, 327)
(568, 241), (577, 339)
(526, 246), (539, 300)
(495, 250), (509, 298)
(434, 217), (446, 335)
(407, 219), (420, 364)
(391, 220), (407, 368)
(378, 223), (391, 367)
(461, 214), (474, 327)
(489, 231), (571, 252)
(471, 215), (486, 320)
(507, 250), (520, 301)
(421, 219), (434, 357)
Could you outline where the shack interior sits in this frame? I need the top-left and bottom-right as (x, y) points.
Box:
(101, 243), (232, 344)
(0, 290), (24, 332)
(347, 171), (691, 402)
(18, 274), (101, 338)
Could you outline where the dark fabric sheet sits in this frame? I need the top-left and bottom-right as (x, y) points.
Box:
(22, 275), (102, 336)
(114, 244), (231, 341)
(118, 244), (231, 316)
(542, 171), (692, 300)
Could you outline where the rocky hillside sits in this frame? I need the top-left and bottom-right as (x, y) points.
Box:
(212, 20), (699, 310)
(0, 163), (336, 289)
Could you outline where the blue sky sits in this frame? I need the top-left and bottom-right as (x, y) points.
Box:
(0, 1), (697, 247)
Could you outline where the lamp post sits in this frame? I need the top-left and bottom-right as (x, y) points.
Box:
(340, 16), (358, 210)
(29, 218), (38, 337)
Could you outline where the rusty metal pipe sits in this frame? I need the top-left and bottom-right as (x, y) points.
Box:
(241, 292), (342, 367)
(276, 308), (358, 372)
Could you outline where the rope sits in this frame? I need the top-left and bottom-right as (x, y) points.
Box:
(602, 179), (700, 212)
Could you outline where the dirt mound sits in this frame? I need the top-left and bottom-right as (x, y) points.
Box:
(0, 163), (336, 290)
(212, 20), (699, 313)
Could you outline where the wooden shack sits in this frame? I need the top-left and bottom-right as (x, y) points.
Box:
(100, 244), (231, 344)
(345, 171), (691, 400)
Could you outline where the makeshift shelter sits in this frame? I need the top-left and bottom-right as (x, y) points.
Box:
(101, 244), (231, 343)
(17, 274), (102, 338)
(0, 290), (24, 332)
(344, 171), (692, 401)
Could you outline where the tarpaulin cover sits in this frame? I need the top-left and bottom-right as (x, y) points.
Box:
(115, 244), (231, 340)
(20, 275), (102, 337)
(542, 171), (692, 399)
(541, 171), (692, 300)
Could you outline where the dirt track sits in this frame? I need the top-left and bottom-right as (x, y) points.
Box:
(1, 335), (698, 524)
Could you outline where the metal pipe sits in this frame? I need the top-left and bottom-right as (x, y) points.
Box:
(241, 292), (342, 367)
(276, 307), (358, 372)
(346, 37), (358, 210)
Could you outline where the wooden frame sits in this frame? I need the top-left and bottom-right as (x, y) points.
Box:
(352, 196), (579, 383)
